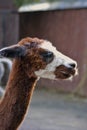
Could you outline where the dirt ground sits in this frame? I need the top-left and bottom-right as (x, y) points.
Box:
(19, 90), (87, 130)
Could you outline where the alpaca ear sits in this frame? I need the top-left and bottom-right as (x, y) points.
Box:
(0, 45), (26, 58)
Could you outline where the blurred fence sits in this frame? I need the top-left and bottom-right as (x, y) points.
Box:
(0, 10), (19, 47)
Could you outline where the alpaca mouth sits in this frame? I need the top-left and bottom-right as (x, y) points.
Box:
(54, 65), (76, 79)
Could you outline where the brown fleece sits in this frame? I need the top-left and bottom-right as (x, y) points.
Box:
(0, 59), (37, 130)
(0, 37), (47, 130)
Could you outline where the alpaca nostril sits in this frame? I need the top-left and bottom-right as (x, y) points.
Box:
(69, 63), (76, 68)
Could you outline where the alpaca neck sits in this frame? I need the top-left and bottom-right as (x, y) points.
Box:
(0, 59), (37, 130)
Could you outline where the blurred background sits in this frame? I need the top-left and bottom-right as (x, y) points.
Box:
(0, 0), (87, 130)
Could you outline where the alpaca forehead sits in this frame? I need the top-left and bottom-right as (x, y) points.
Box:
(40, 40), (57, 53)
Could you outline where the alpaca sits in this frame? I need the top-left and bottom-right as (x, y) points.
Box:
(0, 37), (78, 130)
(0, 58), (12, 96)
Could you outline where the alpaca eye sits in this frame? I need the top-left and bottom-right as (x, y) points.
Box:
(40, 51), (54, 63)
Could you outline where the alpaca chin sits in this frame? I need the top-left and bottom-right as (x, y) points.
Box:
(35, 70), (56, 80)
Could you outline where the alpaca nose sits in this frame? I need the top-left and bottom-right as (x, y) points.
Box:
(69, 63), (76, 68)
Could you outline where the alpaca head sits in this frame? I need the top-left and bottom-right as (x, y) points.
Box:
(0, 37), (78, 80)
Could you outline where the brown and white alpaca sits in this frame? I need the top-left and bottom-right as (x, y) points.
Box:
(0, 37), (78, 130)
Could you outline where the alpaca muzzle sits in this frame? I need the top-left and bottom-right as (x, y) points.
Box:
(54, 64), (78, 79)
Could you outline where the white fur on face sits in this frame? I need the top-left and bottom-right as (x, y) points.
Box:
(35, 40), (77, 79)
